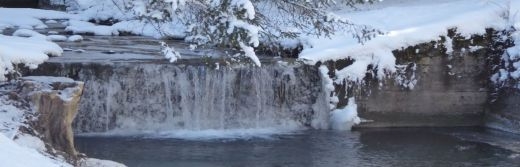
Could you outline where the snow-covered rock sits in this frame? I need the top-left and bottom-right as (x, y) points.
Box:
(68, 35), (83, 42)
(79, 158), (127, 167)
(45, 20), (58, 24)
(65, 20), (119, 36)
(13, 29), (46, 39)
(0, 8), (75, 31)
(19, 76), (84, 160)
(46, 35), (68, 42)
(0, 35), (63, 81)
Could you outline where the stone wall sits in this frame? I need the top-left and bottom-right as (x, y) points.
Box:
(355, 52), (488, 127)
(326, 29), (499, 128)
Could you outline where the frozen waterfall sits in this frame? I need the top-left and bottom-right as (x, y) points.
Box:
(70, 63), (330, 138)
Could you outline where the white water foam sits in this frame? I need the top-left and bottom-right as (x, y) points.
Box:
(77, 127), (303, 140)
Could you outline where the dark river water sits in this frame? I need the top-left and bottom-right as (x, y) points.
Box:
(75, 128), (520, 167)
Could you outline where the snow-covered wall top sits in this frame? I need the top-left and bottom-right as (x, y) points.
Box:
(300, 0), (519, 83)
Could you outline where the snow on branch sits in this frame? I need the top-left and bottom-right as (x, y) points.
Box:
(128, 0), (379, 66)
(160, 41), (181, 63)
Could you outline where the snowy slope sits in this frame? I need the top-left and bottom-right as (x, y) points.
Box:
(0, 101), (26, 139)
(0, 134), (72, 167)
(0, 93), (73, 167)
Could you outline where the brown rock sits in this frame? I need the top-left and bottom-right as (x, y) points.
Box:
(19, 76), (84, 163)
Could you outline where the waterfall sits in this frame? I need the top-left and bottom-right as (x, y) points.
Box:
(71, 62), (329, 137)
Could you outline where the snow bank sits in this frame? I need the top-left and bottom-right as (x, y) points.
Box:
(299, 0), (511, 83)
(0, 8), (75, 31)
(68, 35), (83, 42)
(0, 101), (25, 139)
(14, 133), (47, 152)
(79, 158), (126, 167)
(13, 29), (46, 39)
(47, 35), (68, 42)
(112, 20), (186, 38)
(0, 35), (63, 81)
(65, 20), (118, 36)
(71, 0), (131, 21)
(0, 134), (72, 167)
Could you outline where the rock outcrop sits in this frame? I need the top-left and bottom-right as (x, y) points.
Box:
(19, 76), (84, 163)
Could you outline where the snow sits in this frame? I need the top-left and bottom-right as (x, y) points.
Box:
(21, 76), (76, 83)
(0, 93), (72, 167)
(45, 20), (58, 24)
(0, 8), (75, 31)
(21, 76), (82, 102)
(13, 29), (46, 39)
(231, 0), (255, 20)
(48, 31), (59, 35)
(1, 0), (516, 71)
(68, 35), (83, 42)
(14, 133), (47, 152)
(239, 42), (261, 67)
(65, 20), (119, 36)
(299, 0), (512, 83)
(0, 35), (63, 81)
(0, 102), (25, 139)
(79, 158), (126, 167)
(47, 35), (68, 42)
(58, 87), (81, 102)
(490, 0), (520, 88)
(160, 42), (181, 63)
(330, 98), (361, 130)
(112, 20), (186, 38)
(0, 134), (72, 167)
(71, 0), (132, 21)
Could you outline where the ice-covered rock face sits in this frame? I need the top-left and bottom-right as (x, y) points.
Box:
(68, 63), (328, 136)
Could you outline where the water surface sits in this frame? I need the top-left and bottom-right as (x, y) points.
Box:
(75, 128), (520, 167)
